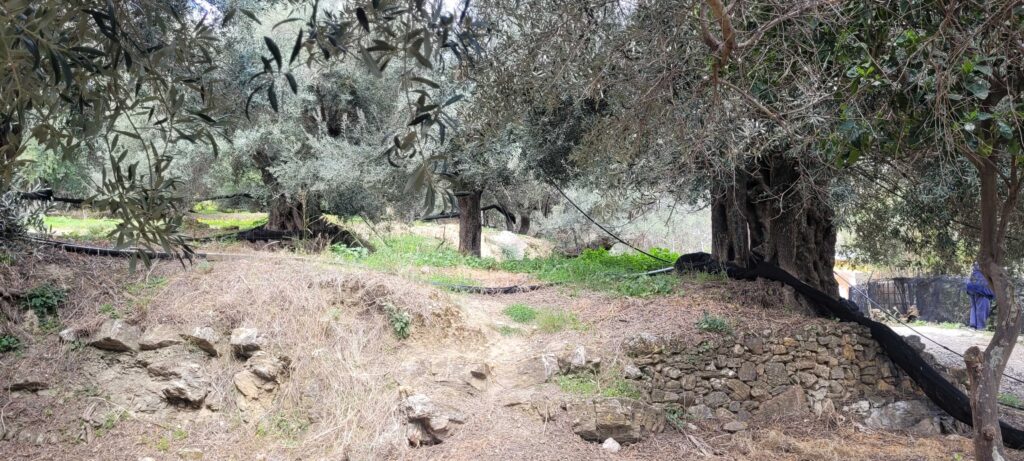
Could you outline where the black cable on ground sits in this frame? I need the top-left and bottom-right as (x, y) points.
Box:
(22, 236), (203, 260)
(549, 182), (673, 264)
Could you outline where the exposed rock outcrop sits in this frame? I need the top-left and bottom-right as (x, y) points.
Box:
(567, 397), (664, 444)
(88, 320), (141, 352)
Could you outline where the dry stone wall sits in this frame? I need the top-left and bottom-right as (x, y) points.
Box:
(623, 320), (925, 421)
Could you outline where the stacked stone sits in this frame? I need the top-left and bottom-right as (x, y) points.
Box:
(625, 321), (919, 420)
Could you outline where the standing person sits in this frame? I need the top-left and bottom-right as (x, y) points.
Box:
(965, 263), (995, 330)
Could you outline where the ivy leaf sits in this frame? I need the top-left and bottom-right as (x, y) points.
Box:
(967, 79), (990, 99)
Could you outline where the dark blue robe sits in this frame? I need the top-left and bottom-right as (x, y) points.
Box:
(966, 264), (994, 330)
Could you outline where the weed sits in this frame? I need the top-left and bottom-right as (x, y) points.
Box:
(665, 408), (690, 430)
(497, 325), (523, 336)
(98, 303), (121, 319)
(39, 317), (63, 333)
(195, 261), (214, 274)
(0, 251), (13, 265)
(172, 428), (188, 440)
(0, 334), (22, 353)
(96, 410), (128, 437)
(256, 412), (311, 440)
(696, 311), (732, 335)
(556, 373), (599, 395)
(383, 303), (411, 339)
(329, 243), (369, 259)
(22, 283), (67, 320)
(601, 378), (642, 399)
(614, 275), (678, 297)
(127, 276), (168, 295)
(155, 437), (171, 452)
(536, 309), (588, 333)
(999, 393), (1023, 408)
(503, 303), (539, 323)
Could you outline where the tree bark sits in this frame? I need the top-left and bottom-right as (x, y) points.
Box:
(711, 158), (839, 298)
(965, 158), (1023, 461)
(457, 190), (483, 256)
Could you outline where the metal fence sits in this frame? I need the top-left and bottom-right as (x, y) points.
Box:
(849, 276), (971, 325)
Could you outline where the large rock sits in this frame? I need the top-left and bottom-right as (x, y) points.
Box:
(230, 327), (263, 359)
(568, 397), (665, 444)
(233, 351), (290, 405)
(865, 400), (937, 431)
(403, 394), (465, 446)
(181, 327), (220, 357)
(88, 320), (141, 352)
(146, 361), (210, 408)
(139, 325), (182, 351)
(758, 385), (808, 416)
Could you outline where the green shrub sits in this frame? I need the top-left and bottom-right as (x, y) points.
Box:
(22, 283), (67, 321)
(329, 243), (369, 259)
(503, 303), (539, 323)
(99, 303), (121, 319)
(0, 334), (22, 353)
(696, 311), (731, 334)
(497, 325), (523, 336)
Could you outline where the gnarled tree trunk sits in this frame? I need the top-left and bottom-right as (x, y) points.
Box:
(711, 154), (839, 299)
(517, 213), (531, 235)
(457, 190), (483, 256)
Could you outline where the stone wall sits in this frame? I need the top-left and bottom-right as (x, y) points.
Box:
(622, 320), (925, 421)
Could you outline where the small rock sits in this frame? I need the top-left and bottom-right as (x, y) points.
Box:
(139, 325), (183, 351)
(623, 363), (643, 380)
(89, 320), (141, 352)
(152, 362), (210, 408)
(403, 393), (465, 446)
(758, 385), (808, 416)
(181, 327), (220, 357)
(602, 437), (621, 453)
(246, 351), (290, 382)
(686, 404), (713, 420)
(723, 421), (748, 433)
(58, 327), (88, 342)
(230, 327), (262, 358)
(233, 371), (263, 399)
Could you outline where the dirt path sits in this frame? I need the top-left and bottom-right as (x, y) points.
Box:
(892, 324), (1024, 398)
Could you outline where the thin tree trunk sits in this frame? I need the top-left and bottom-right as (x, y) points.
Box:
(517, 213), (531, 235)
(457, 190), (483, 257)
(965, 160), (1024, 461)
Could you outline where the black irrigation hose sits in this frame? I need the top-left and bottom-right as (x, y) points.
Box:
(549, 182), (674, 264)
(22, 236), (203, 260)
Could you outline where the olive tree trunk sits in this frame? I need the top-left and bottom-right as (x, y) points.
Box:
(457, 190), (483, 257)
(711, 160), (839, 298)
(964, 159), (1024, 461)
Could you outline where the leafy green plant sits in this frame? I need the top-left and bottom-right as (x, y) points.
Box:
(330, 243), (369, 259)
(22, 283), (67, 321)
(98, 303), (121, 319)
(383, 303), (412, 339)
(696, 311), (731, 335)
(665, 408), (689, 430)
(0, 251), (14, 266)
(556, 373), (599, 395)
(601, 378), (642, 399)
(0, 334), (22, 353)
(503, 303), (539, 323)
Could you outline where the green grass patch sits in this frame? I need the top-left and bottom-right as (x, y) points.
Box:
(195, 213), (267, 230)
(98, 303), (121, 319)
(427, 273), (481, 287)
(696, 311), (732, 335)
(496, 325), (523, 336)
(556, 373), (599, 395)
(503, 303), (539, 323)
(498, 248), (680, 297)
(43, 215), (118, 239)
(352, 234), (498, 271)
(908, 320), (963, 330)
(601, 378), (642, 399)
(536, 309), (588, 333)
(1000, 393), (1023, 408)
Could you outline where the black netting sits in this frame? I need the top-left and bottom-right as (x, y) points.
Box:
(849, 276), (971, 324)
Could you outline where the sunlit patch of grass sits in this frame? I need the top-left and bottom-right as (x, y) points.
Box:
(426, 273), (480, 287)
(43, 215), (118, 239)
(536, 309), (588, 333)
(195, 213), (267, 230)
(503, 303), (539, 323)
(499, 248), (680, 297)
